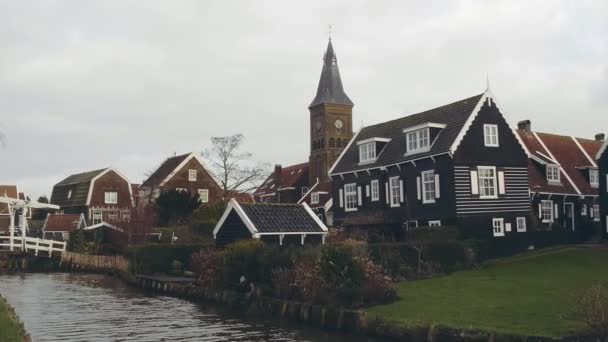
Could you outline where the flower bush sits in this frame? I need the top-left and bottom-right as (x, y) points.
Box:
(191, 248), (220, 288)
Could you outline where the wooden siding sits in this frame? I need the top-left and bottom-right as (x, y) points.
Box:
(89, 170), (133, 209)
(454, 166), (530, 216)
(215, 210), (253, 247)
(161, 158), (222, 205)
(599, 150), (608, 237)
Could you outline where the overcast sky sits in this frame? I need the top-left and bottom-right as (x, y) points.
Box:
(1, 0), (606, 198)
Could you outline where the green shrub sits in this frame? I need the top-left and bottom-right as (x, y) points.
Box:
(318, 240), (367, 306)
(126, 243), (212, 274)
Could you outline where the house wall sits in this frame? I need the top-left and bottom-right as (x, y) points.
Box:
(599, 150), (608, 237)
(160, 158), (222, 204)
(90, 170), (133, 209)
(215, 210), (253, 247)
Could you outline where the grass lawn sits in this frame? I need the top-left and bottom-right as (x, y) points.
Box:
(0, 296), (25, 342)
(366, 246), (608, 338)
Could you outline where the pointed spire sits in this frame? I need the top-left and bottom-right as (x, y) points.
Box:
(485, 72), (491, 91)
(309, 38), (353, 108)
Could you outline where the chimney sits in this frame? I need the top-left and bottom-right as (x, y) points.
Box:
(274, 164), (283, 188)
(517, 120), (531, 132)
(595, 133), (605, 142)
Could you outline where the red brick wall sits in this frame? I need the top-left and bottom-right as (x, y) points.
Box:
(161, 158), (223, 204)
(89, 170), (133, 208)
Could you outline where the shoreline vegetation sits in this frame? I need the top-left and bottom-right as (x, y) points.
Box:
(0, 294), (27, 342)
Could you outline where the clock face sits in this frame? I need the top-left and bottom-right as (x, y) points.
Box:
(335, 120), (343, 129)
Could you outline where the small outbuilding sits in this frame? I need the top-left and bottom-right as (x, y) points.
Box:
(43, 213), (86, 241)
(213, 199), (328, 247)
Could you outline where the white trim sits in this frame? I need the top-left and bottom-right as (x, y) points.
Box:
(84, 221), (124, 233)
(324, 198), (333, 213)
(492, 217), (505, 237)
(389, 176), (401, 208)
(297, 180), (318, 204)
(356, 137), (391, 145)
(328, 129), (362, 176)
(477, 166), (498, 199)
(158, 153), (221, 189)
(330, 152), (451, 178)
(571, 136), (597, 168)
(301, 202), (329, 232)
(370, 180), (380, 201)
(402, 122), (446, 134)
(86, 167), (135, 208)
(344, 183), (358, 212)
(450, 90), (491, 153)
(255, 232), (327, 236)
(428, 220), (441, 227)
(483, 124), (499, 147)
(212, 199), (259, 238)
(516, 217), (526, 232)
(596, 139), (608, 160)
(421, 170), (436, 204)
(533, 132), (581, 195)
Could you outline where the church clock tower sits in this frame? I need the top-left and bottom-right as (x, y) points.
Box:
(309, 38), (354, 185)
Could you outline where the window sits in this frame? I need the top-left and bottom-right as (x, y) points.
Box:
(422, 171), (436, 204)
(108, 211), (118, 221)
(546, 165), (560, 183)
(92, 210), (102, 225)
(311, 192), (319, 204)
(541, 200), (553, 223)
(370, 180), (380, 201)
(198, 189), (209, 203)
(492, 218), (505, 237)
(581, 204), (587, 216)
(104, 191), (118, 204)
(175, 188), (187, 192)
(516, 217), (527, 232)
(406, 128), (430, 154)
(344, 184), (357, 212)
(67, 190), (72, 199)
(478, 167), (497, 199)
(484, 124), (499, 147)
(590, 169), (599, 188)
(301, 187), (309, 197)
(188, 169), (197, 182)
(593, 205), (600, 222)
(428, 220), (441, 227)
(389, 177), (401, 208)
(359, 142), (376, 163)
(122, 210), (131, 222)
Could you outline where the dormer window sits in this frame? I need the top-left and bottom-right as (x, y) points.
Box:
(359, 142), (376, 163)
(484, 124), (499, 147)
(546, 165), (560, 184)
(311, 192), (319, 204)
(590, 169), (599, 188)
(403, 123), (445, 156)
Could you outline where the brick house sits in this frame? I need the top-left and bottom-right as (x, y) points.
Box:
(0, 185), (19, 234)
(138, 152), (222, 207)
(42, 213), (86, 241)
(254, 163), (310, 204)
(50, 168), (134, 226)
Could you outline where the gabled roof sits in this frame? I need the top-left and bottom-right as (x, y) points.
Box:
(0, 185), (18, 215)
(213, 199), (327, 237)
(309, 39), (353, 108)
(43, 213), (86, 233)
(598, 139), (608, 160)
(255, 162), (309, 195)
(330, 92), (487, 175)
(51, 168), (134, 207)
(517, 129), (602, 196)
(141, 152), (219, 189)
(298, 181), (332, 209)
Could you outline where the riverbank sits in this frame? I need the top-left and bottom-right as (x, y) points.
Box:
(0, 294), (27, 342)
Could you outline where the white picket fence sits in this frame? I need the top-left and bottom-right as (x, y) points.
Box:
(0, 235), (67, 257)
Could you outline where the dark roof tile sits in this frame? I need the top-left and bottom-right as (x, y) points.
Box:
(239, 203), (325, 233)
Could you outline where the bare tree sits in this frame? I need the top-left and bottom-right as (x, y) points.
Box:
(203, 134), (269, 202)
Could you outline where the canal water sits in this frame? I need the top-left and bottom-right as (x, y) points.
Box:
(0, 273), (374, 342)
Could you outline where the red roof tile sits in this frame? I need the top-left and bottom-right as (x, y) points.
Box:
(255, 162), (309, 195)
(44, 214), (83, 232)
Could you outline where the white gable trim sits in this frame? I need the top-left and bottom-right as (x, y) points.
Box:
(596, 139), (608, 160)
(298, 180), (319, 204)
(324, 198), (333, 212)
(85, 221), (124, 233)
(301, 202), (329, 232)
(533, 132), (581, 195)
(328, 128), (362, 176)
(212, 199), (259, 239)
(86, 168), (135, 208)
(571, 136), (597, 168)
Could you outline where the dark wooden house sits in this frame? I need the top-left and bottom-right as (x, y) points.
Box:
(213, 199), (328, 247)
(138, 152), (223, 208)
(50, 168), (134, 226)
(517, 122), (602, 235)
(329, 89), (530, 239)
(597, 135), (608, 237)
(298, 181), (333, 226)
(254, 163), (310, 204)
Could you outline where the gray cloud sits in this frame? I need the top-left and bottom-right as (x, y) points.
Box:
(1, 0), (606, 198)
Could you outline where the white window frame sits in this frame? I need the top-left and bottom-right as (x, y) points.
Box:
(421, 170), (436, 204)
(311, 192), (320, 205)
(175, 188), (187, 192)
(188, 169), (197, 182)
(344, 183), (358, 212)
(541, 200), (553, 223)
(492, 218), (505, 237)
(516, 217), (526, 232)
(428, 220), (441, 227)
(358, 142), (376, 164)
(483, 124), (499, 147)
(589, 169), (599, 188)
(198, 189), (209, 203)
(406, 128), (430, 155)
(370, 180), (380, 201)
(104, 191), (118, 204)
(67, 190), (72, 199)
(301, 187), (309, 197)
(92, 210), (102, 225)
(478, 166), (498, 199)
(581, 204), (587, 216)
(389, 176), (401, 208)
(546, 165), (560, 184)
(593, 204), (600, 222)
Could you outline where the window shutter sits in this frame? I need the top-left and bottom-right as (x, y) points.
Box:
(470, 170), (479, 195)
(357, 186), (362, 206)
(385, 182), (389, 204)
(365, 185), (370, 197)
(498, 171), (506, 195)
(339, 189), (344, 208)
(399, 180), (404, 202)
(434, 174), (440, 198)
(591, 206), (594, 218)
(416, 177), (421, 200)
(538, 203), (542, 218)
(554, 204), (559, 219)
